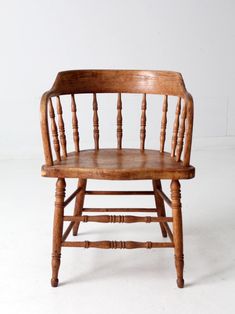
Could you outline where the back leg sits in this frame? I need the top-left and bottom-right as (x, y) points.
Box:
(152, 180), (167, 238)
(73, 179), (87, 236)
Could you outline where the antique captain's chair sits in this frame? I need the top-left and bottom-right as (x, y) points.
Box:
(40, 70), (195, 288)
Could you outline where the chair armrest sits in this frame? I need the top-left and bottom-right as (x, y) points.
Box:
(40, 91), (53, 166)
(183, 93), (194, 166)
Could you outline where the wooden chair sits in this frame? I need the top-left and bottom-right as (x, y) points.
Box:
(40, 70), (195, 288)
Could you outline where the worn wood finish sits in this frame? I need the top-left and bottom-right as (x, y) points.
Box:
(160, 95), (168, 152)
(41, 149), (195, 180)
(72, 179), (87, 236)
(117, 93), (123, 149)
(152, 180), (167, 237)
(171, 180), (184, 288)
(40, 70), (195, 288)
(48, 70), (187, 96)
(71, 94), (80, 152)
(51, 178), (66, 287)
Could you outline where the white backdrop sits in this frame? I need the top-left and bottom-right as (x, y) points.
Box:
(0, 0), (234, 158)
(1, 2), (235, 313)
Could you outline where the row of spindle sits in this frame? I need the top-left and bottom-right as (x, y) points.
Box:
(48, 93), (186, 162)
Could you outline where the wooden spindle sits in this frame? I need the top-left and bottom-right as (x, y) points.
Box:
(49, 99), (61, 161)
(71, 94), (80, 152)
(183, 94), (194, 166)
(160, 95), (168, 152)
(171, 97), (181, 157)
(56, 96), (67, 157)
(117, 93), (123, 149)
(140, 93), (147, 150)
(93, 93), (99, 149)
(175, 102), (187, 161)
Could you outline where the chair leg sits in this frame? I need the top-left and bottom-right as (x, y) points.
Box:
(73, 179), (87, 236)
(170, 180), (184, 288)
(51, 178), (66, 287)
(152, 180), (167, 238)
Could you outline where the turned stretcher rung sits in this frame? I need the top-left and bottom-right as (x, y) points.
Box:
(162, 222), (174, 242)
(83, 208), (158, 212)
(63, 215), (173, 223)
(62, 240), (174, 249)
(85, 190), (154, 195)
(156, 188), (172, 208)
(62, 222), (75, 242)
(63, 187), (82, 207)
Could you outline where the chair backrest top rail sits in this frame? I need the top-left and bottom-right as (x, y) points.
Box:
(48, 70), (187, 97)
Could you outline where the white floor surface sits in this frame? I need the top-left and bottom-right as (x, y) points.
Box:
(0, 148), (235, 314)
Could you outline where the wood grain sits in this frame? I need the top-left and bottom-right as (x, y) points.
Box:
(41, 149), (195, 180)
(49, 70), (187, 96)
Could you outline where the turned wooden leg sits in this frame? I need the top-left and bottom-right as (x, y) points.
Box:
(73, 179), (87, 236)
(51, 178), (66, 287)
(152, 180), (167, 238)
(171, 180), (184, 288)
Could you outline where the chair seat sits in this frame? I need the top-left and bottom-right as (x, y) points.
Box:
(41, 149), (195, 180)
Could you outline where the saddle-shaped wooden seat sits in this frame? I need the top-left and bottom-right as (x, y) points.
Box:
(42, 149), (195, 180)
(40, 70), (195, 288)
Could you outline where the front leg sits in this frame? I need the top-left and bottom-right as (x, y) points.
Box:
(51, 178), (66, 287)
(171, 180), (184, 288)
